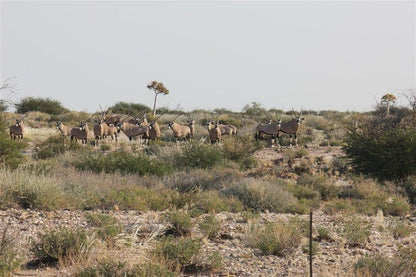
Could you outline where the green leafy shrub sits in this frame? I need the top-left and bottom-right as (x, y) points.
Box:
(74, 151), (172, 176)
(297, 174), (339, 201)
(153, 236), (202, 271)
(198, 215), (221, 239)
(31, 228), (94, 265)
(344, 128), (416, 181)
(342, 217), (372, 247)
(222, 135), (259, 170)
(32, 135), (82, 160)
(222, 180), (300, 213)
(107, 102), (151, 116)
(175, 143), (223, 169)
(86, 213), (122, 245)
(77, 260), (176, 277)
(16, 97), (68, 115)
(165, 211), (193, 236)
(246, 221), (303, 256)
(0, 224), (22, 277)
(0, 115), (26, 169)
(354, 254), (393, 277)
(317, 227), (332, 241)
(387, 219), (414, 239)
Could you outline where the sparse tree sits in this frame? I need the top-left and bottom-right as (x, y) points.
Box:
(381, 93), (397, 116)
(147, 81), (169, 116)
(0, 77), (17, 111)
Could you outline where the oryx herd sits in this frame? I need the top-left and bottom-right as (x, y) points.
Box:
(8, 109), (305, 147)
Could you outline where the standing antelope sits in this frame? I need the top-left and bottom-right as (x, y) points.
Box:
(56, 121), (72, 137)
(207, 122), (237, 137)
(208, 122), (221, 144)
(279, 113), (304, 146)
(186, 120), (195, 139)
(106, 124), (118, 142)
(103, 110), (122, 126)
(9, 119), (24, 140)
(71, 121), (90, 144)
(168, 121), (191, 142)
(137, 115), (161, 141)
(117, 121), (150, 142)
(255, 119), (281, 144)
(93, 119), (109, 146)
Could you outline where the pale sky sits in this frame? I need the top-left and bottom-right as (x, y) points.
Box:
(1, 1), (415, 113)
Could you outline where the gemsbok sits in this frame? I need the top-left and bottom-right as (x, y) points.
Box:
(116, 121), (150, 142)
(208, 121), (221, 144)
(93, 119), (109, 146)
(9, 119), (24, 140)
(207, 121), (237, 137)
(279, 112), (304, 146)
(255, 119), (282, 144)
(71, 121), (90, 144)
(167, 121), (191, 142)
(186, 120), (196, 139)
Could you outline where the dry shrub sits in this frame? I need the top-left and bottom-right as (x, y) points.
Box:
(0, 223), (22, 276)
(246, 221), (303, 256)
(31, 227), (95, 266)
(222, 179), (300, 213)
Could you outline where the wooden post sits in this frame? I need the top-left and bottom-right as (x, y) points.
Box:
(309, 211), (313, 277)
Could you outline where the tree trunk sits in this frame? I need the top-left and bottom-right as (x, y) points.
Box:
(387, 102), (390, 116)
(152, 92), (159, 117)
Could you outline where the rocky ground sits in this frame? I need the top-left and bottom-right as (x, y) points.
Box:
(2, 208), (415, 277)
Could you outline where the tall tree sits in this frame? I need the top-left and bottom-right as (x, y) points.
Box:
(381, 93), (397, 116)
(147, 81), (169, 116)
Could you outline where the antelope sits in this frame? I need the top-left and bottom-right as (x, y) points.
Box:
(9, 119), (24, 140)
(255, 119), (281, 143)
(93, 119), (109, 146)
(103, 110), (122, 126)
(186, 120), (195, 139)
(168, 121), (191, 142)
(106, 124), (118, 142)
(278, 112), (304, 146)
(56, 121), (72, 137)
(117, 121), (150, 142)
(207, 121), (237, 137)
(137, 115), (162, 141)
(208, 121), (221, 144)
(71, 121), (90, 144)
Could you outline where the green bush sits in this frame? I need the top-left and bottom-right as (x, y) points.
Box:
(175, 143), (223, 169)
(165, 211), (193, 236)
(344, 128), (416, 181)
(0, 224), (22, 277)
(342, 217), (372, 247)
(74, 151), (173, 176)
(107, 102), (151, 116)
(317, 227), (332, 241)
(86, 213), (122, 245)
(153, 236), (202, 271)
(198, 215), (221, 239)
(354, 254), (393, 277)
(387, 219), (414, 239)
(16, 97), (68, 115)
(31, 228), (94, 265)
(77, 260), (176, 277)
(246, 222), (303, 256)
(32, 135), (82, 160)
(0, 115), (26, 169)
(222, 180), (300, 213)
(296, 174), (339, 201)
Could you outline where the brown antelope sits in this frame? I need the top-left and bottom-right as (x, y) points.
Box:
(279, 112), (304, 146)
(106, 124), (118, 142)
(93, 119), (109, 146)
(255, 119), (281, 143)
(208, 121), (221, 144)
(137, 115), (162, 141)
(9, 119), (24, 140)
(168, 121), (191, 142)
(207, 121), (237, 137)
(71, 121), (90, 144)
(186, 120), (196, 139)
(56, 121), (72, 137)
(117, 121), (150, 142)
(103, 110), (122, 126)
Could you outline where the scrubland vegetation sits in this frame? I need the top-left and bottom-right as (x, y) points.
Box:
(0, 97), (416, 276)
